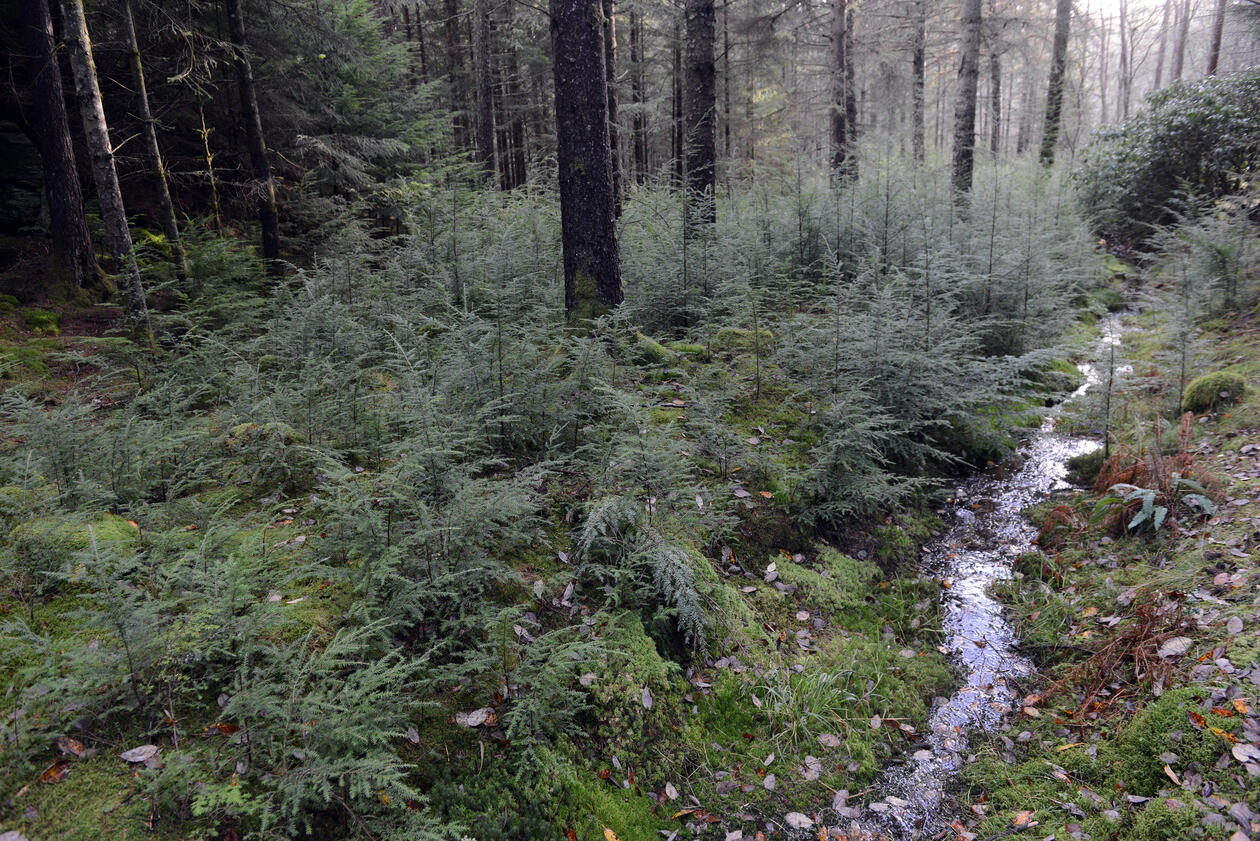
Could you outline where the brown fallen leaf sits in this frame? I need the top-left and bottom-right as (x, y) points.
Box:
(1163, 764), (1181, 786)
(56, 736), (85, 757)
(38, 760), (70, 784)
(1012, 810), (1036, 827)
(603, 829), (621, 841)
(1234, 698), (1249, 715)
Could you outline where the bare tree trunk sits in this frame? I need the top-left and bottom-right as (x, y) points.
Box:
(1039, 0), (1072, 165)
(630, 9), (647, 183)
(122, 0), (188, 281)
(1118, 0), (1131, 119)
(685, 0), (716, 225)
(1099, 15), (1111, 121)
(1154, 0), (1173, 87)
(911, 0), (926, 162)
(603, 0), (622, 215)
(1172, 0), (1191, 80)
(444, 0), (467, 148)
(830, 0), (854, 175)
(20, 0), (100, 292)
(225, 0), (281, 276)
(472, 0), (495, 174)
(951, 0), (983, 195)
(722, 2), (731, 160)
(845, 4), (858, 149)
(672, 23), (684, 185)
(989, 49), (1002, 156)
(550, 0), (622, 319)
(1206, 0), (1226, 75)
(60, 0), (151, 338)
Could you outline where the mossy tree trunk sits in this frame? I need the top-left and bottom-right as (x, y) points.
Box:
(550, 0), (623, 320)
(122, 0), (188, 282)
(1039, 0), (1072, 166)
(20, 0), (101, 293)
(60, 0), (152, 339)
(911, 0), (926, 163)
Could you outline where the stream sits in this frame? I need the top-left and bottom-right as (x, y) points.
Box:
(839, 320), (1126, 840)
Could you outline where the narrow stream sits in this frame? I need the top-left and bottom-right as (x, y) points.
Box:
(840, 320), (1125, 840)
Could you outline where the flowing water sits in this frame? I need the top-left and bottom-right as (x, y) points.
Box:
(838, 321), (1126, 840)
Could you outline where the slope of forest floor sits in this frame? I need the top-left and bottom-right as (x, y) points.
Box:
(959, 298), (1260, 841)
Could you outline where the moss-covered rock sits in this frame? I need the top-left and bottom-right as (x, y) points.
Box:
(633, 332), (672, 364)
(1128, 796), (1200, 841)
(1182, 370), (1246, 413)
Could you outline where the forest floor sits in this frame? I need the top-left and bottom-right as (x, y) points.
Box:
(955, 301), (1260, 841)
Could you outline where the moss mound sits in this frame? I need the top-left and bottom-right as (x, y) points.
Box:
(1181, 370), (1246, 413)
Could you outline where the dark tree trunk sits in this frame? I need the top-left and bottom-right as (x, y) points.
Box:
(1154, 0), (1173, 87)
(1206, 0), (1226, 75)
(830, 0), (855, 175)
(684, 0), (716, 225)
(444, 0), (467, 148)
(951, 0), (983, 195)
(630, 9), (647, 183)
(1118, 0), (1131, 119)
(225, 0), (281, 275)
(603, 0), (622, 215)
(1039, 0), (1072, 165)
(722, 3), (731, 160)
(60, 0), (151, 338)
(672, 23), (684, 185)
(122, 0), (188, 281)
(473, 0), (495, 174)
(20, 0), (99, 291)
(911, 0), (926, 163)
(844, 4), (857, 148)
(550, 0), (622, 319)
(1172, 0), (1191, 81)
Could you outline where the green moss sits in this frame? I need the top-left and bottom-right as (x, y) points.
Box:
(668, 341), (711, 361)
(20, 307), (60, 335)
(1128, 796), (1200, 841)
(0, 293), (18, 311)
(776, 549), (879, 626)
(634, 332), (673, 364)
(712, 327), (774, 352)
(1066, 448), (1106, 485)
(1090, 287), (1127, 312)
(1116, 687), (1240, 796)
(1181, 370), (1246, 413)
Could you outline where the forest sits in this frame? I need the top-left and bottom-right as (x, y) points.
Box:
(0, 0), (1258, 838)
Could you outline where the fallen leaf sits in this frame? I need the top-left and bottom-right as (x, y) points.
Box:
(202, 722), (241, 737)
(1234, 698), (1249, 715)
(1187, 710), (1207, 730)
(784, 812), (812, 829)
(641, 686), (654, 710)
(764, 773), (776, 791)
(38, 760), (69, 784)
(604, 829), (621, 841)
(818, 733), (842, 748)
(56, 736), (85, 756)
(1232, 743), (1260, 763)
(1163, 764), (1181, 786)
(1158, 636), (1193, 658)
(759, 491), (774, 499)
(1012, 810), (1036, 828)
(665, 781), (678, 800)
(455, 707), (494, 728)
(119, 745), (159, 763)
(733, 488), (752, 499)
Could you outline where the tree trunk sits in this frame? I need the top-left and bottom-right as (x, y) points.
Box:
(672, 24), (684, 186)
(685, 0), (716, 225)
(630, 9), (647, 183)
(722, 3), (731, 160)
(1171, 0), (1191, 80)
(1206, 0), (1226, 76)
(911, 0), (926, 163)
(472, 0), (495, 174)
(950, 0), (983, 195)
(60, 0), (151, 338)
(225, 0), (281, 276)
(844, 4), (858, 148)
(1154, 0), (1173, 87)
(603, 0), (623, 215)
(122, 0), (188, 281)
(989, 48), (1002, 156)
(830, 0), (855, 175)
(20, 0), (100, 292)
(1118, 0), (1131, 119)
(550, 0), (622, 319)
(444, 0), (467, 148)
(1039, 0), (1072, 165)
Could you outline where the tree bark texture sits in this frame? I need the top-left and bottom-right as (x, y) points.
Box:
(685, 0), (716, 225)
(603, 0), (623, 215)
(830, 0), (856, 176)
(630, 9), (647, 183)
(1172, 0), (1191, 81)
(1154, 0), (1173, 87)
(225, 0), (282, 275)
(473, 0), (496, 173)
(1039, 0), (1072, 166)
(122, 0), (188, 281)
(911, 0), (926, 163)
(951, 0), (983, 195)
(550, 0), (623, 319)
(1206, 0), (1226, 76)
(20, 0), (99, 291)
(60, 0), (152, 337)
